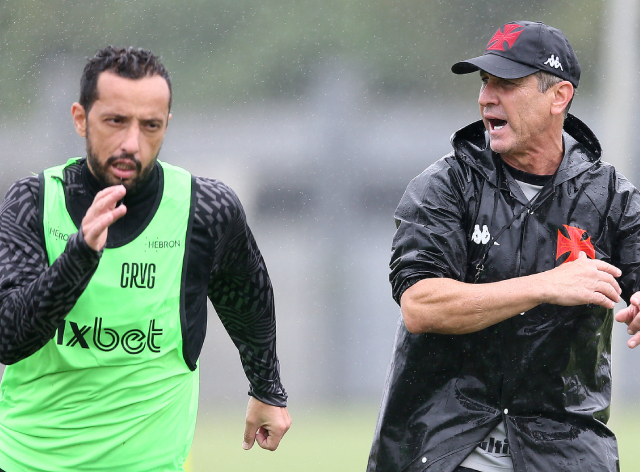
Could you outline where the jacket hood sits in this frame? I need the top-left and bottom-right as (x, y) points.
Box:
(450, 114), (602, 187)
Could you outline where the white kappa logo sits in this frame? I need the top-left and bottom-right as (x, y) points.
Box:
(472, 225), (491, 244)
(543, 54), (563, 71)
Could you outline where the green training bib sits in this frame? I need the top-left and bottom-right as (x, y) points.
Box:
(0, 158), (198, 472)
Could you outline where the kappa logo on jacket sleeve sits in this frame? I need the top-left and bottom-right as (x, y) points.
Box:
(556, 224), (595, 264)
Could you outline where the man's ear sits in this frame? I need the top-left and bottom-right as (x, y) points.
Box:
(550, 82), (574, 117)
(71, 102), (87, 137)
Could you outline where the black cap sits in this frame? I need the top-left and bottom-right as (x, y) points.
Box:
(451, 21), (580, 88)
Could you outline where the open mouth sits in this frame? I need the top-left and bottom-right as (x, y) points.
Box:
(488, 119), (508, 131)
(111, 160), (137, 180)
(114, 162), (134, 171)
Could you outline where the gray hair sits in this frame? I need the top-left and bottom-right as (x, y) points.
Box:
(534, 70), (574, 116)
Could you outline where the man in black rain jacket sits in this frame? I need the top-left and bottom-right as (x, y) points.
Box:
(368, 21), (640, 472)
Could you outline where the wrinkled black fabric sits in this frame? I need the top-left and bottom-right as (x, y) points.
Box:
(368, 115), (638, 472)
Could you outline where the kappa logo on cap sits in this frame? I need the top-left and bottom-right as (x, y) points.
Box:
(486, 23), (524, 51)
(543, 54), (564, 71)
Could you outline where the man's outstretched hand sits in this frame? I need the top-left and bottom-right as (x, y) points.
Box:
(616, 293), (640, 349)
(242, 396), (291, 452)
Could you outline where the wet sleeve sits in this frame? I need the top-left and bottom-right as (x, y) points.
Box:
(389, 157), (470, 305)
(0, 176), (101, 364)
(611, 174), (640, 302)
(204, 181), (287, 407)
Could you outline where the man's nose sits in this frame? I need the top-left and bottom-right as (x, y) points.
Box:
(478, 82), (498, 107)
(121, 123), (140, 155)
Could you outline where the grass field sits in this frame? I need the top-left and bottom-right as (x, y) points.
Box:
(185, 403), (379, 471)
(185, 402), (640, 471)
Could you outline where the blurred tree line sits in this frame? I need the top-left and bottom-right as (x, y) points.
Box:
(0, 0), (603, 114)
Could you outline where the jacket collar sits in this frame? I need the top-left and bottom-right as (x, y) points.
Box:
(450, 114), (602, 188)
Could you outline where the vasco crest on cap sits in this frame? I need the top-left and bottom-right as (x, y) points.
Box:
(486, 23), (525, 52)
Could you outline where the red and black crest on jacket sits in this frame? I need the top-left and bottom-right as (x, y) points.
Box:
(556, 224), (595, 264)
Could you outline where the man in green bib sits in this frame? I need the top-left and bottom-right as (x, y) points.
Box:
(0, 46), (291, 471)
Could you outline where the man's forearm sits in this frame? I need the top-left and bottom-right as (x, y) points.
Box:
(213, 292), (288, 407)
(203, 177), (288, 406)
(0, 232), (99, 364)
(401, 276), (546, 334)
(401, 253), (622, 335)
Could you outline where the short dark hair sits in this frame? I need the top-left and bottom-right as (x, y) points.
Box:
(534, 70), (574, 116)
(79, 46), (172, 114)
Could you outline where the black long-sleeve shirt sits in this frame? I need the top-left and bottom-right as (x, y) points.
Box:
(0, 158), (287, 407)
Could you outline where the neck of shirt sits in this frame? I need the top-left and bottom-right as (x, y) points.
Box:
(70, 160), (161, 244)
(501, 161), (552, 202)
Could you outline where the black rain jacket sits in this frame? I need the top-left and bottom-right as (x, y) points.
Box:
(368, 115), (640, 472)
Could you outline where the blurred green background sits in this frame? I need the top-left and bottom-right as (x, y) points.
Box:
(0, 0), (604, 114)
(1, 1), (639, 471)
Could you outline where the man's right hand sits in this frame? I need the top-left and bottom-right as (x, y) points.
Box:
(539, 251), (622, 309)
(81, 185), (127, 251)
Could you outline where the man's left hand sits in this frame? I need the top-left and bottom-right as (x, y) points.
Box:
(242, 396), (291, 451)
(615, 292), (640, 348)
